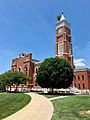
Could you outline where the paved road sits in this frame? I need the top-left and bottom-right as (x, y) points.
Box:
(4, 93), (54, 120)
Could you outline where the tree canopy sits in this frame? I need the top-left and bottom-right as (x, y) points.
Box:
(0, 71), (29, 91)
(36, 57), (73, 91)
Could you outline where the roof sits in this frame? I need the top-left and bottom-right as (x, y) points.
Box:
(32, 59), (40, 63)
(56, 11), (70, 29)
(74, 68), (90, 72)
(60, 12), (65, 21)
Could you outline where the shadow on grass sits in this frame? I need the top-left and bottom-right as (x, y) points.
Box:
(39, 92), (75, 96)
(37, 92), (75, 98)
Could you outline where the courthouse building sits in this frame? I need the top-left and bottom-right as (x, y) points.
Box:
(11, 53), (40, 88)
(11, 12), (90, 91)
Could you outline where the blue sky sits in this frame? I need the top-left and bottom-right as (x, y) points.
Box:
(0, 0), (90, 73)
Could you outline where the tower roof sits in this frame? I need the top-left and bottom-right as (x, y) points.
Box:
(60, 11), (65, 21)
(56, 11), (70, 29)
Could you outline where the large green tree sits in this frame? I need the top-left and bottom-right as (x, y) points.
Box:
(0, 71), (29, 92)
(37, 57), (73, 92)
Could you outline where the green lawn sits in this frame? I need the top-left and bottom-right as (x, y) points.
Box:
(52, 95), (90, 120)
(0, 93), (31, 120)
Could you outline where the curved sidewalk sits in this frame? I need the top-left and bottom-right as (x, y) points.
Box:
(4, 93), (54, 120)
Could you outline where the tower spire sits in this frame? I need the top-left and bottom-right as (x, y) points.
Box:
(57, 10), (65, 21)
(60, 10), (65, 21)
(61, 10), (64, 15)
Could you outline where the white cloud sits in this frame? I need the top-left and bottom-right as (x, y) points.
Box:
(74, 58), (86, 68)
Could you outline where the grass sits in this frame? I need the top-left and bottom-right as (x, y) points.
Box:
(52, 95), (90, 120)
(0, 93), (31, 120)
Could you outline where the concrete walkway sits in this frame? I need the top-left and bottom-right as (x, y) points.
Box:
(4, 93), (54, 120)
(49, 96), (68, 101)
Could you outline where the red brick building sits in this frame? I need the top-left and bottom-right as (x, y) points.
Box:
(73, 69), (90, 90)
(11, 12), (90, 91)
(11, 53), (40, 87)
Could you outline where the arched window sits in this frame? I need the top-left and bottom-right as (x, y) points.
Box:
(18, 67), (22, 72)
(78, 75), (80, 80)
(24, 65), (28, 75)
(82, 75), (84, 80)
(78, 84), (80, 89)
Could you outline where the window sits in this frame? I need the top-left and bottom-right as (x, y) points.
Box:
(58, 28), (62, 33)
(25, 71), (27, 75)
(18, 67), (22, 72)
(82, 75), (84, 80)
(83, 84), (85, 89)
(78, 75), (80, 80)
(36, 68), (38, 73)
(18, 68), (21, 72)
(58, 42), (63, 55)
(67, 41), (70, 56)
(24, 65), (28, 75)
(78, 84), (80, 89)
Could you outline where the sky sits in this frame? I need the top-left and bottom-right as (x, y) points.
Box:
(0, 0), (90, 73)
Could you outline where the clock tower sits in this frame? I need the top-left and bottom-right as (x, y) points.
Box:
(56, 11), (74, 68)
